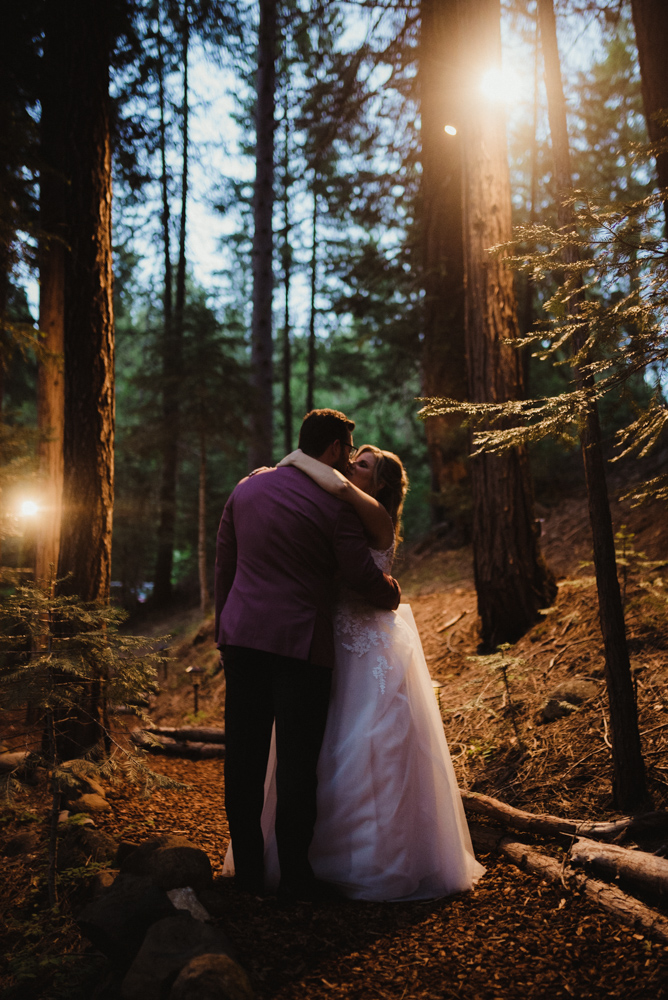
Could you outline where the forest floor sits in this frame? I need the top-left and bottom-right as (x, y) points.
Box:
(3, 481), (668, 998)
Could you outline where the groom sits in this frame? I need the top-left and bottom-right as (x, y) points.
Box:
(215, 408), (401, 900)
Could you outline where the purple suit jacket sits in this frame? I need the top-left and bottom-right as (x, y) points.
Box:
(214, 466), (401, 669)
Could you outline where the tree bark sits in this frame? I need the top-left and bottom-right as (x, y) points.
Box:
(630, 0), (668, 229)
(418, 0), (468, 526)
(56, 0), (114, 604)
(306, 187), (317, 414)
(281, 97), (293, 455)
(571, 836), (668, 902)
(153, 6), (179, 606)
(538, 0), (649, 811)
(457, 0), (556, 650)
(36, 5), (66, 591)
(248, 0), (277, 470)
(197, 431), (209, 616)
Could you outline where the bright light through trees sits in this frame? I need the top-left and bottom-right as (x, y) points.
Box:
(479, 66), (521, 104)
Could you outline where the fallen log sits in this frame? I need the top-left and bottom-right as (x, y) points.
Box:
(461, 789), (668, 842)
(131, 730), (225, 759)
(143, 726), (226, 744)
(570, 836), (668, 902)
(470, 823), (668, 945)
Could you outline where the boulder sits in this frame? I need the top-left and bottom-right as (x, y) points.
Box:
(539, 678), (599, 723)
(120, 835), (213, 892)
(120, 913), (234, 1000)
(167, 886), (211, 922)
(170, 953), (253, 1000)
(67, 793), (112, 814)
(77, 873), (177, 966)
(549, 678), (599, 705)
(58, 824), (118, 871)
(59, 761), (109, 800)
(4, 828), (41, 857)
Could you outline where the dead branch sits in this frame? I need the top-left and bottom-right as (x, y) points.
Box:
(470, 823), (668, 945)
(143, 725), (226, 744)
(131, 730), (225, 758)
(461, 788), (668, 841)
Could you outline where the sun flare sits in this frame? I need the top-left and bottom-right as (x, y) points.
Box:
(479, 66), (522, 104)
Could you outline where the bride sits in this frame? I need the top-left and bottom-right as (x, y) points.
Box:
(226, 444), (484, 901)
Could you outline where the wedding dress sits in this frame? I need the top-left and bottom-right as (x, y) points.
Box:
(225, 546), (484, 901)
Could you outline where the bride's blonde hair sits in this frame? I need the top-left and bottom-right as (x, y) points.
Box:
(356, 445), (409, 543)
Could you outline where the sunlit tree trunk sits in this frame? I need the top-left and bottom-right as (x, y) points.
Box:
(458, 0), (556, 651)
(418, 0), (468, 526)
(56, 0), (114, 604)
(249, 0), (277, 469)
(36, 4), (66, 591)
(538, 0), (649, 811)
(153, 8), (178, 606)
(631, 0), (668, 230)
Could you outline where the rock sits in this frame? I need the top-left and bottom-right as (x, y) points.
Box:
(77, 873), (177, 966)
(549, 678), (599, 705)
(58, 825), (118, 870)
(115, 841), (142, 866)
(68, 793), (112, 814)
(539, 699), (580, 723)
(4, 828), (41, 857)
(120, 913), (234, 1000)
(91, 869), (118, 897)
(540, 678), (599, 723)
(167, 886), (211, 922)
(170, 953), (253, 1000)
(120, 836), (213, 892)
(59, 761), (109, 799)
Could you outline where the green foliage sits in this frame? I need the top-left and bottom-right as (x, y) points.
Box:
(420, 180), (668, 500)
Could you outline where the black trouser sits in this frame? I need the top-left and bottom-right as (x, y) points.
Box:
(223, 645), (332, 893)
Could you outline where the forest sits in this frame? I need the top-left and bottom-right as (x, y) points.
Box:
(2, 0), (668, 997)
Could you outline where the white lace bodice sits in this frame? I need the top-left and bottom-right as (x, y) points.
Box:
(334, 544), (397, 693)
(370, 543), (395, 574)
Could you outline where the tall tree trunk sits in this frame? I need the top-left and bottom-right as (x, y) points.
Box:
(36, 4), (66, 592)
(154, 3), (189, 605)
(153, 9), (177, 605)
(458, 0), (556, 651)
(418, 0), (468, 527)
(52, 0), (114, 759)
(248, 0), (277, 470)
(538, 0), (649, 811)
(306, 187), (317, 415)
(198, 430), (208, 616)
(281, 99), (292, 454)
(630, 0), (668, 230)
(56, 0), (114, 604)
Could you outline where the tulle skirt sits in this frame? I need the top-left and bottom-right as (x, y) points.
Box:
(225, 604), (484, 900)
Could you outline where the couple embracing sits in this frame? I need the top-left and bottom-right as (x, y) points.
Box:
(215, 409), (484, 903)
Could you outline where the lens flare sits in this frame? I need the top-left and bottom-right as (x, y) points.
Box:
(480, 66), (521, 104)
(444, 125), (457, 136)
(20, 500), (39, 517)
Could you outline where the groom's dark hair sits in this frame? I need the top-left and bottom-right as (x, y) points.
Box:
(299, 409), (355, 458)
